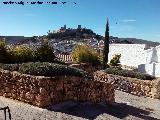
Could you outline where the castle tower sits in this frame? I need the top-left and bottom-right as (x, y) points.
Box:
(77, 25), (81, 29)
(64, 25), (67, 30)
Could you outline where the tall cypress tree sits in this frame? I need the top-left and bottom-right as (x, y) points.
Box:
(103, 18), (110, 69)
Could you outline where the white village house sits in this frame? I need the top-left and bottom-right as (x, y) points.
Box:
(138, 45), (160, 77)
(109, 44), (160, 77)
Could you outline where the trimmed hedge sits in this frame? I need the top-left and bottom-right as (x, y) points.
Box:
(0, 63), (19, 71)
(104, 67), (155, 80)
(0, 62), (89, 78)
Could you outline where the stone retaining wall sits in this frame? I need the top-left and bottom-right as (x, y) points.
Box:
(94, 71), (160, 99)
(69, 63), (102, 74)
(0, 70), (114, 108)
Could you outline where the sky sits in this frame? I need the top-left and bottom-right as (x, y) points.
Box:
(0, 0), (160, 42)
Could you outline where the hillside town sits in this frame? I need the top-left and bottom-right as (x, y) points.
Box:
(1, 25), (159, 55)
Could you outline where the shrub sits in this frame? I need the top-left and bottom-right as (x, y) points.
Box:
(104, 67), (155, 80)
(0, 40), (10, 63)
(0, 40), (5, 48)
(35, 43), (56, 62)
(110, 54), (121, 66)
(0, 63), (19, 71)
(72, 44), (101, 66)
(0, 62), (90, 78)
(17, 62), (89, 78)
(11, 44), (35, 63)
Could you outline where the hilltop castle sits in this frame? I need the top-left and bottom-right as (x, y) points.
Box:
(57, 25), (82, 33)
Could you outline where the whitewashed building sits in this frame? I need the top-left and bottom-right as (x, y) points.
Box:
(109, 44), (147, 67)
(138, 45), (160, 77)
(108, 44), (160, 77)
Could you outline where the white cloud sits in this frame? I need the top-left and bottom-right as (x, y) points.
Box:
(121, 19), (136, 23)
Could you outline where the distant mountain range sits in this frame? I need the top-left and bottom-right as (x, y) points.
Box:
(0, 36), (31, 44)
(109, 36), (160, 47)
(1, 26), (160, 47)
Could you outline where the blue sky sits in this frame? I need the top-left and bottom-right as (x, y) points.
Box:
(0, 0), (160, 42)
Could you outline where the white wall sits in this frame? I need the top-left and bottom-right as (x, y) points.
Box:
(109, 44), (147, 67)
(146, 45), (160, 63)
(155, 46), (160, 62)
(138, 63), (160, 77)
(107, 44), (160, 77)
(138, 45), (160, 77)
(155, 63), (160, 77)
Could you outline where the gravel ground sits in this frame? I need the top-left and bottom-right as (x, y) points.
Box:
(0, 90), (160, 120)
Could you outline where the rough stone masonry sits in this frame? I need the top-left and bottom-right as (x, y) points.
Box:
(0, 70), (115, 108)
(94, 70), (160, 99)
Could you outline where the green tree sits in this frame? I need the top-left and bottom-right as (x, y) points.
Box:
(11, 44), (35, 63)
(72, 44), (101, 66)
(103, 18), (110, 69)
(0, 40), (10, 63)
(35, 43), (56, 62)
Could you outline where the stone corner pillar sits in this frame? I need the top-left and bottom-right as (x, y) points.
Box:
(151, 78), (160, 99)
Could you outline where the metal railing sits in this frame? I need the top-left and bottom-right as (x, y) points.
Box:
(0, 106), (11, 120)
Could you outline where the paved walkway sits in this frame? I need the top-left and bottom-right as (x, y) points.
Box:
(0, 90), (160, 120)
(0, 97), (86, 120)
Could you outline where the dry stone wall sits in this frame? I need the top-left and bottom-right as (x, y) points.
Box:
(0, 70), (115, 108)
(94, 71), (160, 99)
(69, 63), (102, 74)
